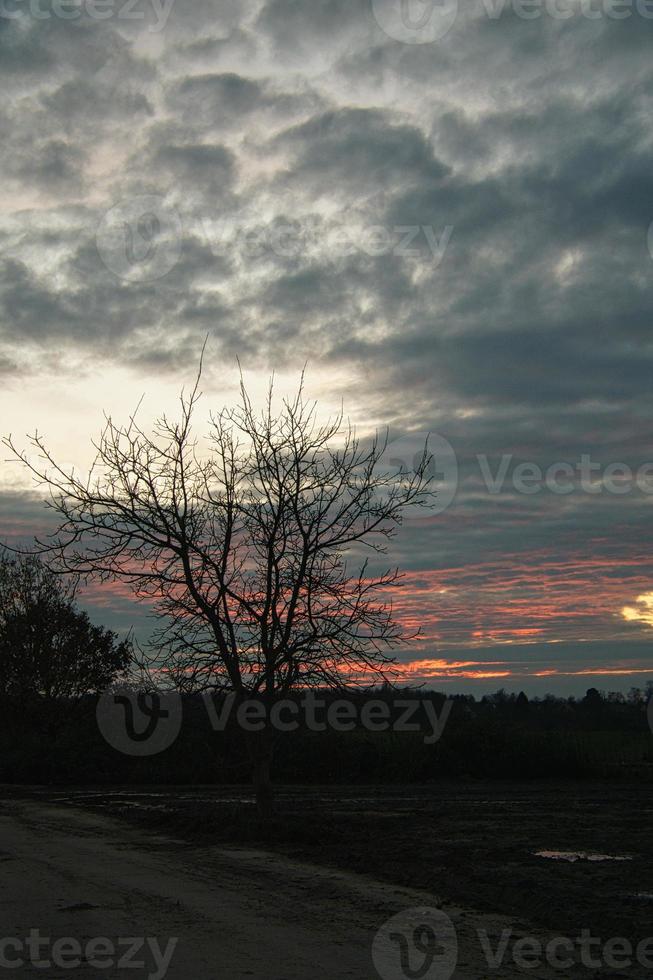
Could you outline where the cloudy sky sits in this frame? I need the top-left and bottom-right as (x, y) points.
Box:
(1, 0), (653, 695)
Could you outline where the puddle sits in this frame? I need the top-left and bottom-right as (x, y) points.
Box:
(114, 802), (171, 811)
(535, 850), (633, 863)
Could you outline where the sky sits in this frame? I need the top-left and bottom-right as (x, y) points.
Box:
(1, 0), (653, 696)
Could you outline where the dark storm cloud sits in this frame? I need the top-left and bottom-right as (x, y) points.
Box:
(276, 108), (449, 193)
(0, 15), (140, 83)
(0, 258), (84, 340)
(155, 0), (246, 36)
(166, 72), (323, 134)
(171, 29), (259, 68)
(152, 142), (236, 198)
(41, 80), (154, 130)
(0, 16), (54, 74)
(5, 138), (86, 191)
(0, 235), (229, 369)
(256, 0), (370, 54)
(167, 73), (266, 122)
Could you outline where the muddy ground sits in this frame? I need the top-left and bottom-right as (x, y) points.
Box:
(2, 782), (652, 977)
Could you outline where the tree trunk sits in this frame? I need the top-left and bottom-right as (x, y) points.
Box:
(252, 751), (274, 819)
(248, 727), (275, 820)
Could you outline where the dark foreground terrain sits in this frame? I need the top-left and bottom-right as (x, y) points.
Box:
(1, 782), (651, 977)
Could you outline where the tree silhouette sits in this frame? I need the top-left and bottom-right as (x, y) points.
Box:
(0, 552), (131, 702)
(4, 365), (435, 814)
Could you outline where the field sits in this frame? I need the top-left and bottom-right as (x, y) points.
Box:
(10, 780), (652, 963)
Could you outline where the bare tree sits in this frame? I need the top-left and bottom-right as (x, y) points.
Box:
(4, 365), (434, 815)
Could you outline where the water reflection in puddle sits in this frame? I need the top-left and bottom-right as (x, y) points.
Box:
(535, 850), (633, 862)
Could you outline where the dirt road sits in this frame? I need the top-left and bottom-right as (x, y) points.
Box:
(0, 799), (583, 978)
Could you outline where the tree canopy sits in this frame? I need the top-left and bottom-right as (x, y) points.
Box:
(0, 553), (131, 701)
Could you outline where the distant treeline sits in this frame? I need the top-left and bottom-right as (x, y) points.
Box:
(1, 685), (652, 784)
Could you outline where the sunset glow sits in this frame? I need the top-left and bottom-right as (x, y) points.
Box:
(2, 0), (653, 696)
